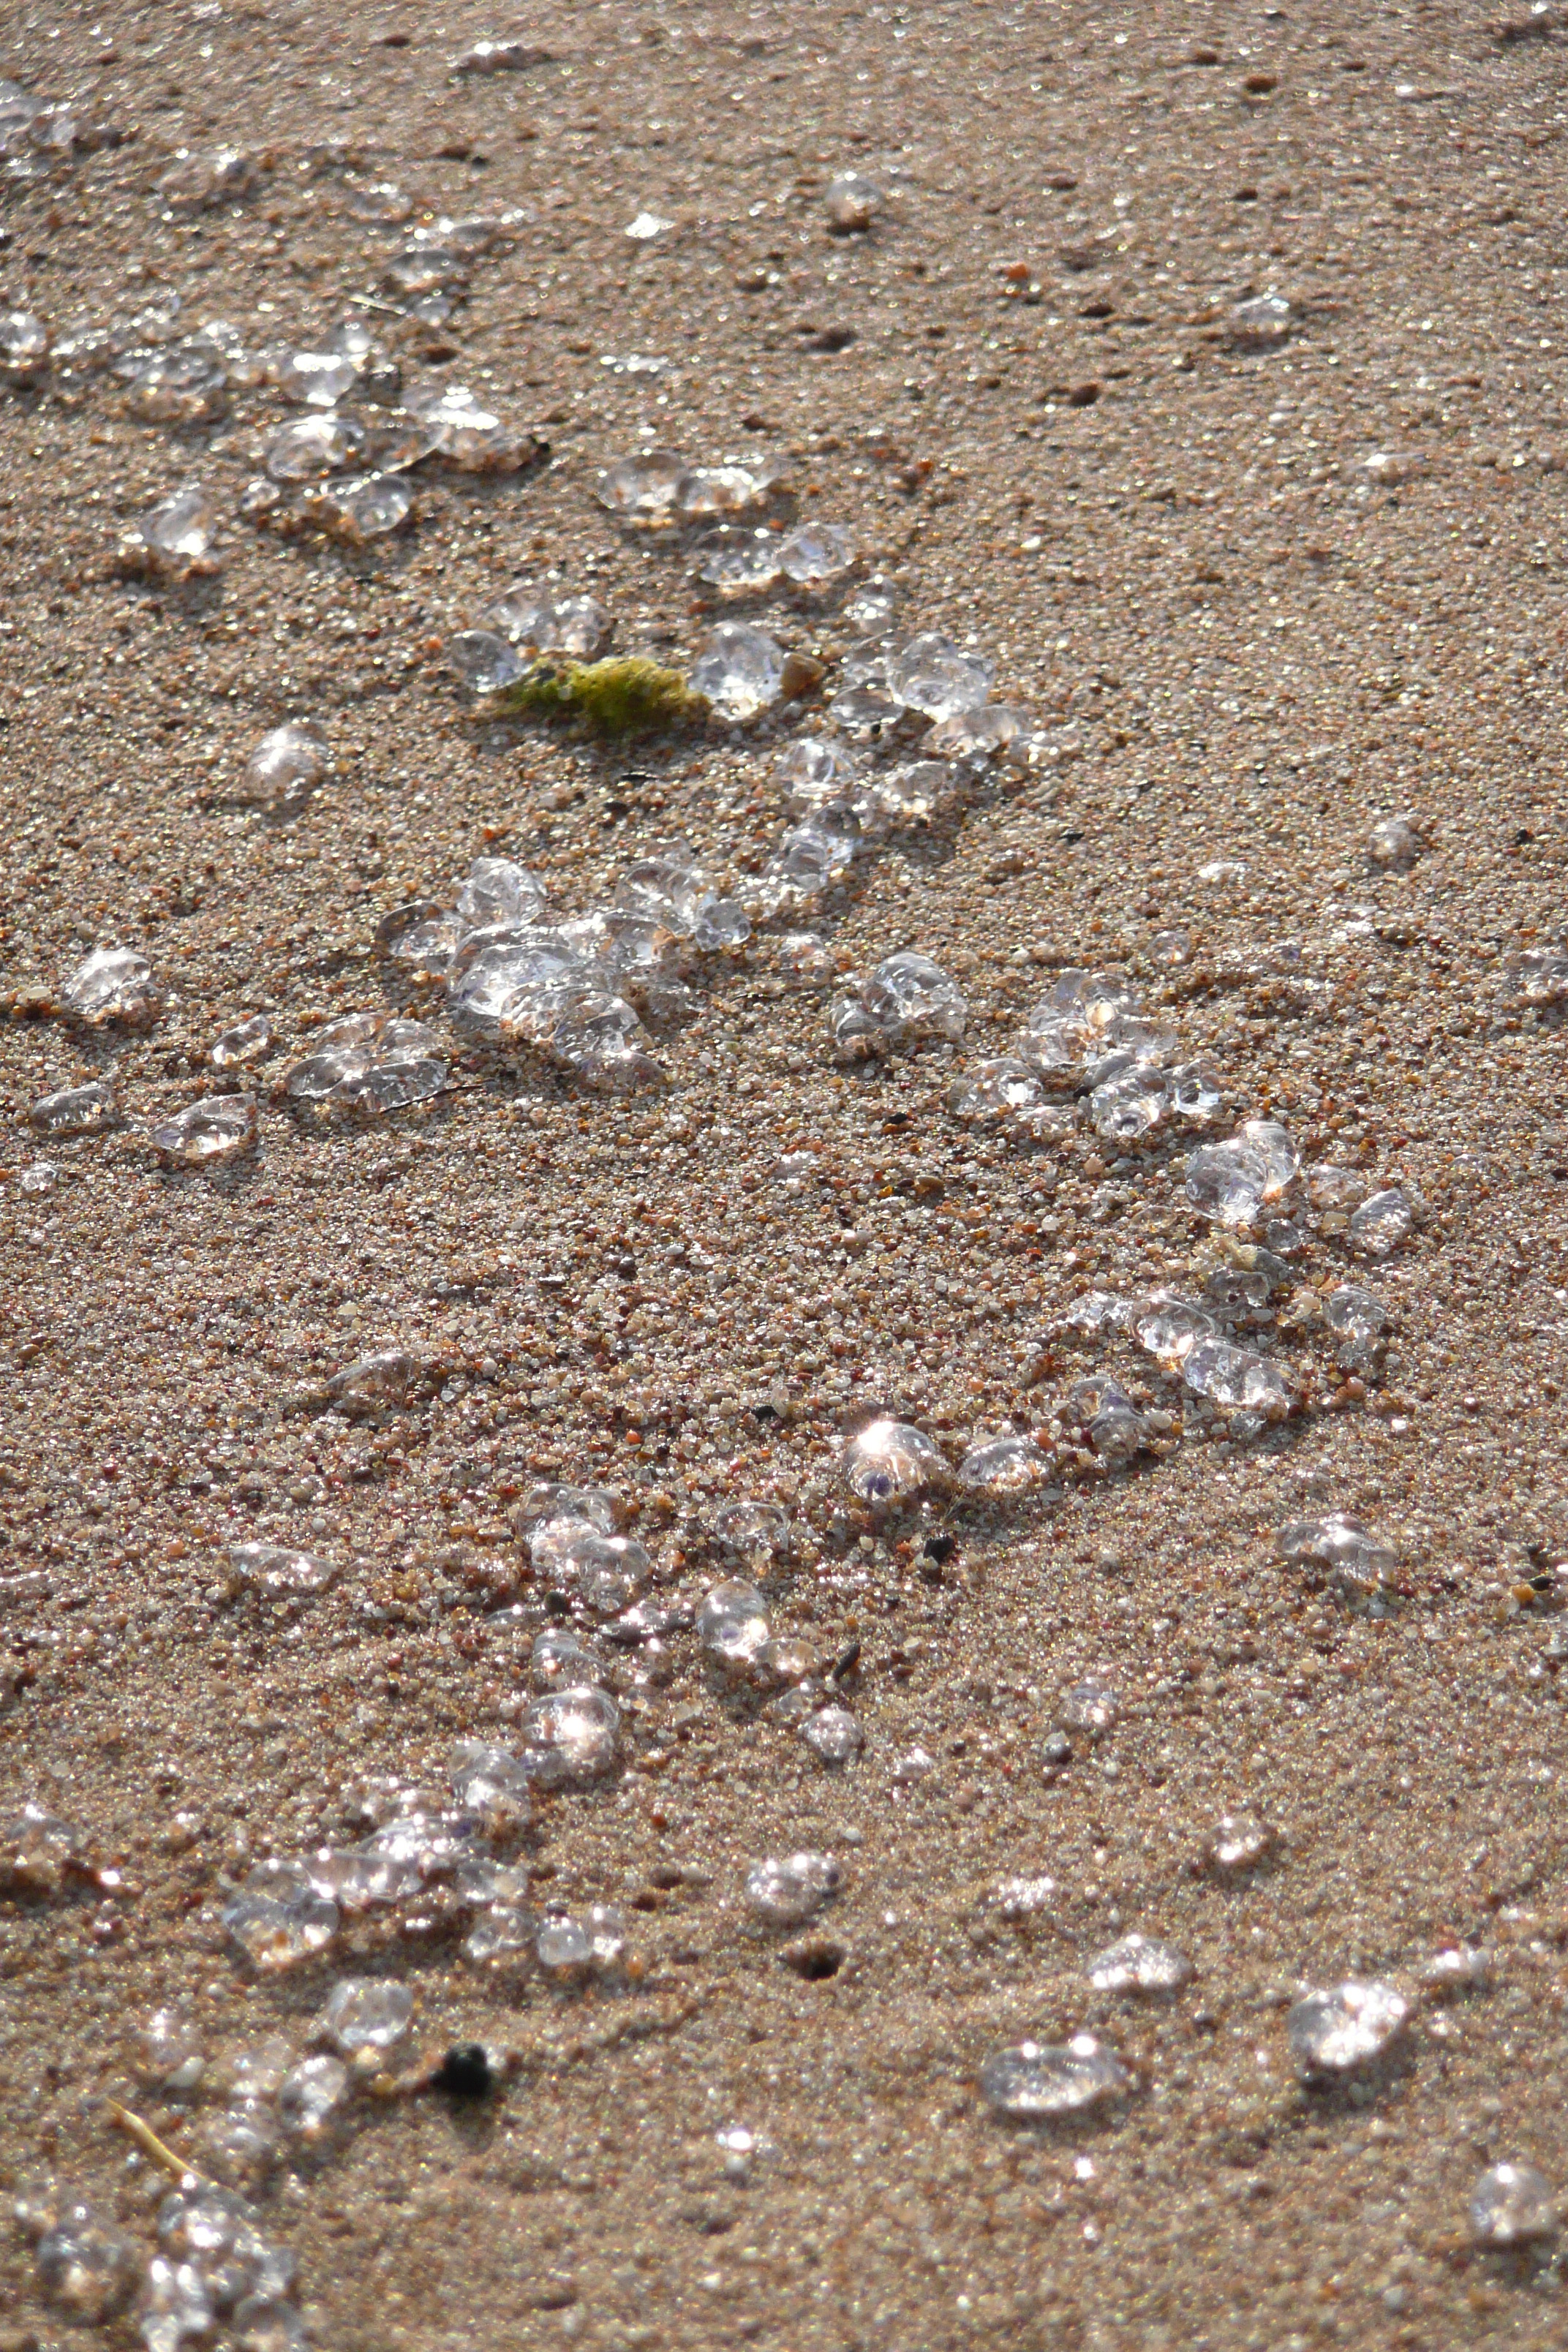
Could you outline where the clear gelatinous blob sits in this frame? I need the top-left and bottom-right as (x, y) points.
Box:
(136, 2254), (214, 2352)
(450, 1741), (533, 1818)
(745, 1852), (843, 1926)
(321, 1975), (412, 2054)
(29, 1079), (117, 1135)
(1286, 1979), (1409, 2073)
(802, 1705), (864, 1765)
(690, 621), (785, 722)
(1228, 291), (1294, 347)
(1421, 1944), (1493, 1994)
(1149, 926), (1192, 966)
(550, 1529), (652, 1617)
(265, 344), (359, 407)
(1134, 1292), (1217, 1366)
(886, 631), (995, 722)
(286, 1014), (446, 1112)
(305, 470), (414, 543)
(1204, 1254), (1288, 1313)
(860, 758), (955, 823)
(1368, 814), (1421, 870)
(278, 2052), (350, 2139)
(713, 1500), (790, 1564)
(1277, 1511), (1397, 1593)
(1348, 1187), (1413, 1257)
(519, 1685), (622, 1785)
(518, 1481), (622, 1535)
(34, 2204), (136, 2319)
(1207, 1812), (1275, 1872)
(842, 1417), (950, 1502)
(456, 856), (549, 932)
(233, 2296), (309, 2352)
(464, 1901), (539, 1964)
(843, 578), (897, 630)
(448, 628), (527, 694)
(222, 1869), (339, 1970)
(598, 448), (689, 522)
(692, 894), (750, 950)
(949, 1057), (1047, 1126)
(1470, 2162), (1557, 2248)
(530, 1628), (602, 1691)
(159, 146), (263, 210)
(924, 703), (1028, 761)
(861, 951), (966, 1043)
(1182, 1338), (1293, 1415)
(698, 525), (783, 594)
(551, 990), (662, 1093)
(135, 2007), (205, 2089)
(483, 589), (611, 660)
(1185, 1118), (1299, 1227)
(698, 1578), (771, 1668)
(211, 1014), (274, 1069)
(405, 384), (541, 471)
(825, 171), (882, 233)
(1063, 1290), (1134, 1335)
(778, 930), (836, 984)
(0, 309), (49, 377)
(2, 1800), (81, 1891)
(1323, 1285), (1386, 1343)
(1061, 1675), (1117, 1734)
(1509, 948), (1568, 1006)
(327, 1349), (421, 1411)
(780, 519), (853, 584)
(1305, 1163), (1368, 1211)
(60, 946), (165, 1028)
(960, 1433), (1055, 1492)
(230, 1544), (334, 1596)
(124, 344), (228, 423)
(264, 412), (365, 482)
(454, 38), (551, 74)
(979, 2035), (1131, 2119)
(150, 1093), (257, 1166)
(1085, 1934), (1193, 1995)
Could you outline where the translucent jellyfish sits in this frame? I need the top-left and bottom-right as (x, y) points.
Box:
(824, 172), (882, 233)
(744, 1852), (843, 1926)
(1185, 1118), (1299, 1227)
(859, 951), (966, 1044)
(1181, 1338), (1292, 1414)
(519, 1686), (622, 1785)
(29, 1079), (118, 1135)
(1276, 1512), (1397, 1594)
(690, 622), (785, 722)
(1471, 2162), (1557, 2247)
(698, 1579), (772, 1668)
(60, 946), (164, 1028)
(959, 1433), (1055, 1492)
(149, 1095), (257, 1166)
(321, 1975), (412, 2055)
(841, 1417), (950, 1502)
(1286, 1979), (1409, 2073)
(1085, 1934), (1193, 1994)
(229, 1545), (334, 1596)
(802, 1705), (864, 1764)
(979, 2035), (1131, 2118)
(886, 631), (995, 722)
(1348, 1188), (1414, 1257)
(278, 2053), (350, 2140)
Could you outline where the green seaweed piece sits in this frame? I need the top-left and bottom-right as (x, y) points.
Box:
(496, 656), (709, 739)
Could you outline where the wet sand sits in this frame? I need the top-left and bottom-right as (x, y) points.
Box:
(3, 4), (1568, 2347)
